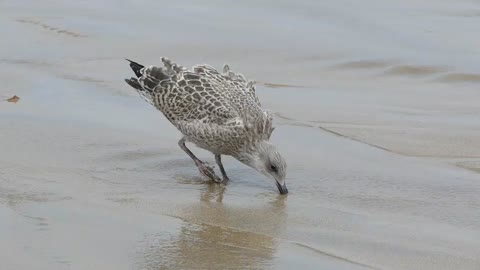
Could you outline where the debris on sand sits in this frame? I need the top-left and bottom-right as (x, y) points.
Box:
(6, 95), (20, 103)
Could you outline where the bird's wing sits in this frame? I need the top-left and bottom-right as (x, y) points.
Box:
(126, 58), (239, 125)
(192, 63), (261, 107)
(190, 62), (277, 140)
(125, 57), (275, 140)
(260, 109), (275, 140)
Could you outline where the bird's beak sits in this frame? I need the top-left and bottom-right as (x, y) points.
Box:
(275, 181), (288, 195)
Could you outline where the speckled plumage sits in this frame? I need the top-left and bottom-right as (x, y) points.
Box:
(124, 57), (287, 194)
(125, 57), (274, 157)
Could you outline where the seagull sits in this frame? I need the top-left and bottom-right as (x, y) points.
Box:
(124, 57), (288, 194)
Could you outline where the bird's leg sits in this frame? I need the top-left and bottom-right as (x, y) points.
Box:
(178, 137), (222, 183)
(215, 154), (230, 183)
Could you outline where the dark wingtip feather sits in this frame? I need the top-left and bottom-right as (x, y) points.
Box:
(125, 58), (144, 78)
(125, 77), (142, 90)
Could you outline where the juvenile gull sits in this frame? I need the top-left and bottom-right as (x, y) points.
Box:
(124, 57), (288, 194)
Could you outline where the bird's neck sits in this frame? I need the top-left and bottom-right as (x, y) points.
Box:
(234, 140), (271, 167)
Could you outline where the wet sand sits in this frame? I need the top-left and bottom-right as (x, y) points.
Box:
(1, 0), (480, 269)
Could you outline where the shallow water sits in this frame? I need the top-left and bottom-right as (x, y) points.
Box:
(1, 0), (480, 269)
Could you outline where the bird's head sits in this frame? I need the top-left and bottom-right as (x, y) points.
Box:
(238, 141), (288, 194)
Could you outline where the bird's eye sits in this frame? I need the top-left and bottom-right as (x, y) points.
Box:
(270, 165), (277, 172)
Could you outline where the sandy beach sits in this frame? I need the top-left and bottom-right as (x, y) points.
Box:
(1, 0), (480, 269)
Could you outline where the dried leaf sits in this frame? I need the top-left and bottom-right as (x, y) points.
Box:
(6, 95), (20, 103)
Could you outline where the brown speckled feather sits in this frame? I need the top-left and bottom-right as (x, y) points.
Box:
(125, 57), (275, 155)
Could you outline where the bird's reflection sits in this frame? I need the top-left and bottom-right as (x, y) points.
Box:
(136, 182), (288, 270)
(199, 181), (226, 203)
